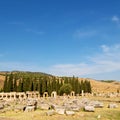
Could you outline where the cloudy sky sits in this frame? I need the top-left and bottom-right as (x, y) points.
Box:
(0, 0), (120, 80)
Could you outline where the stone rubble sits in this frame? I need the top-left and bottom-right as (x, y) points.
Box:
(108, 103), (118, 108)
(0, 91), (119, 115)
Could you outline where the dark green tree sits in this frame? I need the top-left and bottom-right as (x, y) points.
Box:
(3, 74), (8, 92)
(59, 83), (72, 95)
(87, 80), (92, 93)
(47, 79), (51, 96)
(13, 77), (17, 92)
(7, 73), (14, 92)
(74, 78), (80, 94)
(17, 79), (23, 92)
(30, 81), (34, 91)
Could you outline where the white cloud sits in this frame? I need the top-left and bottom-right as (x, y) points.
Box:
(0, 44), (120, 80)
(111, 16), (120, 27)
(48, 44), (120, 77)
(112, 16), (119, 23)
(101, 45), (110, 52)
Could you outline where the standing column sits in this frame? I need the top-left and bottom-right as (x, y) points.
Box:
(81, 90), (84, 97)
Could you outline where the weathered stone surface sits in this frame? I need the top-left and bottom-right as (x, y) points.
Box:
(0, 104), (4, 109)
(38, 103), (50, 110)
(51, 104), (58, 110)
(55, 108), (65, 115)
(64, 104), (80, 111)
(84, 106), (95, 112)
(25, 106), (35, 112)
(80, 98), (90, 105)
(65, 110), (75, 115)
(0, 92), (119, 115)
(26, 99), (37, 106)
(108, 103), (118, 108)
(71, 106), (80, 111)
(89, 101), (104, 108)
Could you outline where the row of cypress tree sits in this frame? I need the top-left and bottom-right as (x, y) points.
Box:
(2, 72), (92, 96)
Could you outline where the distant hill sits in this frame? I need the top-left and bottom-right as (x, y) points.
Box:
(78, 78), (120, 93)
(0, 71), (53, 77)
(0, 71), (53, 89)
(0, 71), (120, 93)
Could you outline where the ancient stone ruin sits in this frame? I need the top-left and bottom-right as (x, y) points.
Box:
(0, 91), (119, 115)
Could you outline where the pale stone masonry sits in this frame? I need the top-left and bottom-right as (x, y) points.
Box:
(0, 91), (120, 101)
(0, 91), (39, 100)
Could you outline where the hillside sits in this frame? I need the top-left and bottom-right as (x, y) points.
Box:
(78, 78), (120, 93)
(89, 79), (120, 93)
(0, 75), (5, 89)
(0, 71), (53, 90)
(0, 71), (120, 93)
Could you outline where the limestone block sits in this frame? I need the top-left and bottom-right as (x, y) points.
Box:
(84, 106), (95, 112)
(65, 110), (75, 115)
(55, 108), (65, 115)
(108, 103), (118, 108)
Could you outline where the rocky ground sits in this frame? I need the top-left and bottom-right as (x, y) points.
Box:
(0, 96), (120, 120)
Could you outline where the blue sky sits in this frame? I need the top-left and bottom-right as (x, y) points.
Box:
(0, 0), (120, 80)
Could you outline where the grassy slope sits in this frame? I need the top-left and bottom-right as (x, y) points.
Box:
(78, 78), (120, 93)
(0, 75), (5, 89)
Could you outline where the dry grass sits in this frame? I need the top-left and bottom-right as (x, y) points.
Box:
(0, 75), (5, 89)
(78, 78), (120, 93)
(0, 106), (120, 120)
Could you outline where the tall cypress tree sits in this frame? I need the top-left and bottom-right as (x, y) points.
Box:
(38, 78), (43, 95)
(26, 77), (31, 91)
(56, 79), (60, 94)
(87, 81), (92, 93)
(74, 78), (80, 94)
(47, 79), (52, 96)
(3, 74), (8, 92)
(13, 77), (17, 92)
(7, 73), (14, 92)
(30, 81), (34, 91)
(17, 79), (23, 92)
(84, 80), (88, 93)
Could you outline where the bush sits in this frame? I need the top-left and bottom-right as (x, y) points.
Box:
(59, 83), (72, 95)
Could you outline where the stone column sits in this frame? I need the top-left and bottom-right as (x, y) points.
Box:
(81, 90), (84, 97)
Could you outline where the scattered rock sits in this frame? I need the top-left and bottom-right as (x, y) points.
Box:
(38, 103), (50, 110)
(55, 108), (65, 115)
(84, 106), (95, 112)
(65, 110), (75, 115)
(27, 99), (37, 106)
(97, 115), (101, 119)
(89, 101), (104, 108)
(25, 106), (35, 112)
(0, 104), (4, 109)
(108, 103), (118, 108)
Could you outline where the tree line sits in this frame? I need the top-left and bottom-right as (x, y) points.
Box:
(2, 72), (92, 96)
